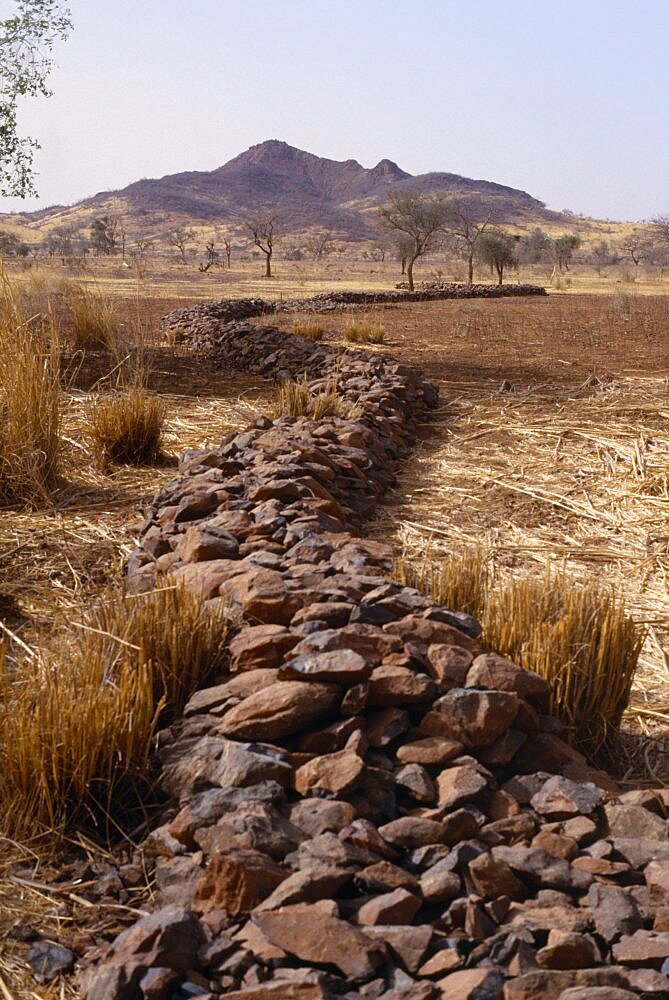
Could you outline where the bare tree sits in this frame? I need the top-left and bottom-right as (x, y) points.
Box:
(619, 229), (649, 267)
(651, 215), (669, 249)
(245, 214), (279, 277)
(133, 236), (153, 259)
(305, 230), (334, 260)
(167, 226), (195, 264)
(223, 236), (232, 269)
(369, 241), (386, 263)
(119, 220), (127, 261)
(377, 190), (450, 291)
(198, 240), (219, 272)
(443, 203), (492, 286)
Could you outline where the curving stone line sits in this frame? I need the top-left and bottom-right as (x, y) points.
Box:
(161, 284), (547, 346)
(82, 320), (669, 1000)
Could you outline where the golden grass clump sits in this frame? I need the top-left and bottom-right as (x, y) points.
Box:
(0, 585), (229, 836)
(61, 280), (120, 350)
(293, 319), (325, 341)
(0, 274), (60, 506)
(85, 386), (166, 465)
(397, 547), (644, 757)
(394, 545), (489, 617)
(273, 372), (362, 420)
(483, 570), (645, 757)
(344, 319), (385, 344)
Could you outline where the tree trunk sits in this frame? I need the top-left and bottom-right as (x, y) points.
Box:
(407, 259), (415, 292)
(265, 251), (272, 278)
(497, 263), (503, 286)
(401, 257), (406, 275)
(467, 253), (474, 286)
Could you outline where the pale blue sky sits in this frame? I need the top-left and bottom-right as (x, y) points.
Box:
(1, 0), (668, 220)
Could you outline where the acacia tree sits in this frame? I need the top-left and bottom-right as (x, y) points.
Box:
(377, 190), (450, 291)
(551, 234), (581, 272)
(167, 226), (194, 264)
(619, 229), (649, 267)
(133, 236), (153, 259)
(245, 214), (279, 277)
(1, 1), (72, 197)
(443, 203), (492, 286)
(89, 215), (119, 255)
(590, 240), (616, 275)
(651, 216), (669, 265)
(476, 229), (519, 286)
(305, 230), (334, 261)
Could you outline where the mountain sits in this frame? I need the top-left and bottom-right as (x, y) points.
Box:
(5, 139), (552, 242)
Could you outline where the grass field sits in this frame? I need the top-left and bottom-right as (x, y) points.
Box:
(2, 268), (669, 996)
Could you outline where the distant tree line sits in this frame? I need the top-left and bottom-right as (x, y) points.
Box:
(4, 202), (669, 289)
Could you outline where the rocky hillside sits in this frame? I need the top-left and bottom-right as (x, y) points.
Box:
(6, 140), (555, 243)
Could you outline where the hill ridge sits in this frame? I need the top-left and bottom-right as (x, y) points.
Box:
(3, 139), (550, 241)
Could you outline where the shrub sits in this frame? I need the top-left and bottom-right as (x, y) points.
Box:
(61, 280), (119, 350)
(343, 319), (385, 344)
(85, 386), (165, 465)
(273, 372), (361, 421)
(0, 585), (229, 836)
(0, 274), (60, 505)
(293, 320), (325, 341)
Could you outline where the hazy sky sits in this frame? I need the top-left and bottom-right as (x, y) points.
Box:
(1, 0), (668, 220)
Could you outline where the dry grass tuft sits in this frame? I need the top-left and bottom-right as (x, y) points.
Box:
(394, 545), (489, 617)
(344, 319), (385, 344)
(484, 569), (644, 756)
(397, 545), (645, 758)
(61, 280), (120, 351)
(0, 274), (60, 506)
(0, 584), (229, 838)
(273, 372), (362, 420)
(293, 319), (325, 341)
(85, 386), (166, 466)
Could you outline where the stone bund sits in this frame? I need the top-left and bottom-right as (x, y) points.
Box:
(160, 284), (547, 347)
(86, 320), (669, 999)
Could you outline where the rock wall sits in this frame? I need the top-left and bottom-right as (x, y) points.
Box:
(84, 320), (669, 999)
(161, 284), (547, 346)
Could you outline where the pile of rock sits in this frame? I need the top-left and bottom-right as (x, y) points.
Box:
(82, 321), (669, 999)
(392, 283), (547, 298)
(163, 299), (275, 345)
(160, 284), (547, 347)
